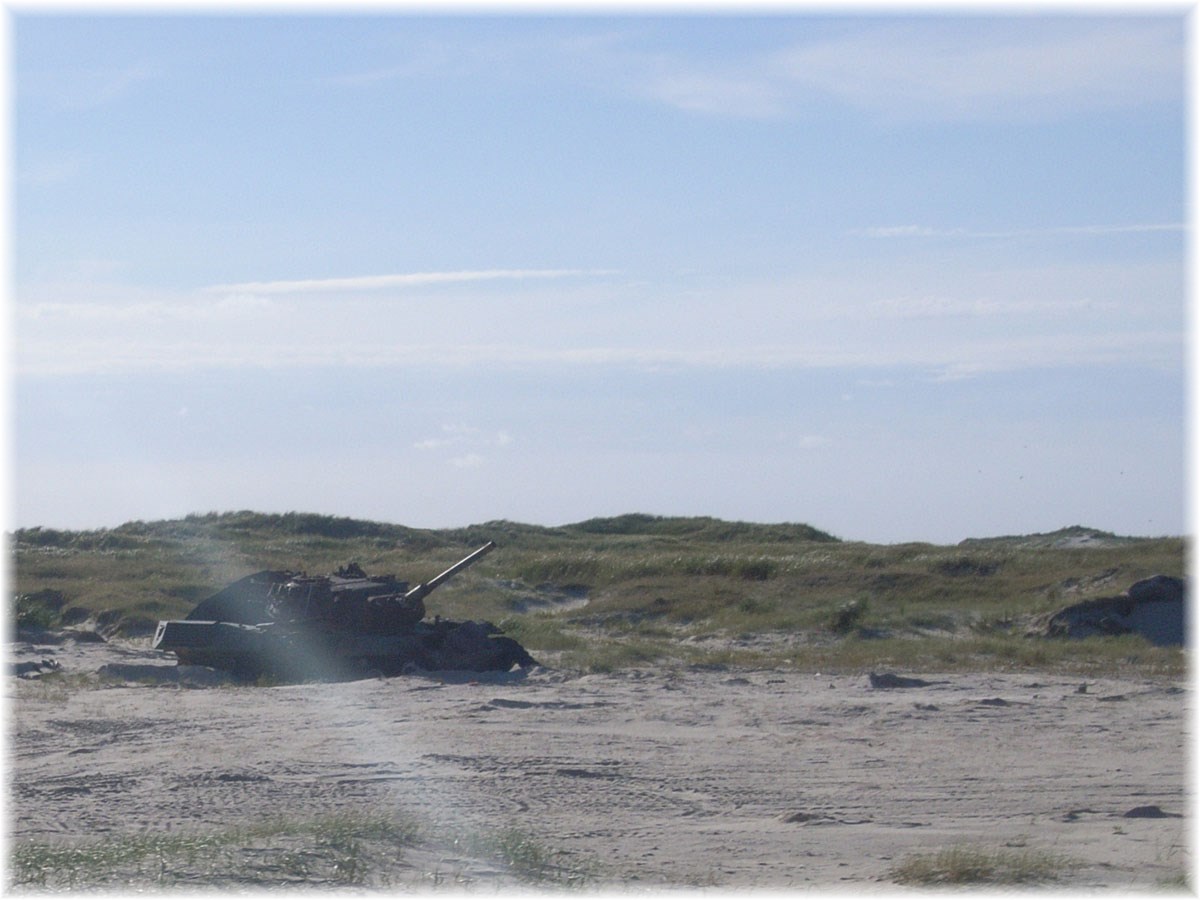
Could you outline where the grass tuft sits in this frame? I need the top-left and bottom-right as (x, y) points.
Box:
(457, 826), (596, 887)
(889, 844), (1079, 886)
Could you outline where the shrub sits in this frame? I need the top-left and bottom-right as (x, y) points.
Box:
(13, 592), (61, 631)
(829, 597), (868, 634)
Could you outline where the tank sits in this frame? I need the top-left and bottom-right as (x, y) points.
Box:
(152, 542), (538, 681)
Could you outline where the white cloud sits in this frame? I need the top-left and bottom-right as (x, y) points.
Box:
(413, 425), (512, 469)
(412, 438), (450, 451)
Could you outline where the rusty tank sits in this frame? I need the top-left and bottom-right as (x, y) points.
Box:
(152, 542), (537, 681)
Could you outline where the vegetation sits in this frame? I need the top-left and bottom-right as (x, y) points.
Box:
(9, 811), (595, 890)
(889, 844), (1080, 886)
(11, 812), (420, 889)
(455, 826), (596, 887)
(10, 511), (1188, 675)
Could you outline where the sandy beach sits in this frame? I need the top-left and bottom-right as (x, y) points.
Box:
(8, 633), (1189, 890)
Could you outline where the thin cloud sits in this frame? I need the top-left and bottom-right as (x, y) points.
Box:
(18, 294), (277, 323)
(867, 294), (1113, 320)
(20, 62), (159, 112)
(321, 19), (1180, 123)
(203, 269), (616, 295)
(771, 19), (1182, 122)
(797, 435), (830, 450)
(645, 69), (786, 119)
(624, 18), (1182, 122)
(856, 223), (1185, 239)
(18, 158), (84, 187)
(326, 30), (548, 88)
(858, 225), (950, 238)
(17, 331), (1181, 378)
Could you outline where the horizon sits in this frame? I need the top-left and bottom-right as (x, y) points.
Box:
(12, 10), (1188, 546)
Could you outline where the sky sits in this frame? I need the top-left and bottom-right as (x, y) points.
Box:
(9, 7), (1189, 544)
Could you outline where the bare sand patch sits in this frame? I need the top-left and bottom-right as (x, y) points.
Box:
(8, 634), (1189, 890)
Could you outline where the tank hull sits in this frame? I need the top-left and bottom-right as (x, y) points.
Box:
(155, 619), (436, 680)
(151, 543), (538, 682)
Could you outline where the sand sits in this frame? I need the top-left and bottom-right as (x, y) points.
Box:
(8, 633), (1190, 890)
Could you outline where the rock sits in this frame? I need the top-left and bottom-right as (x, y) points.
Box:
(14, 625), (106, 645)
(59, 607), (92, 626)
(1044, 575), (1186, 646)
(1127, 575), (1184, 605)
(14, 626), (65, 645)
(12, 658), (62, 678)
(868, 672), (937, 689)
(426, 621), (539, 672)
(65, 629), (107, 643)
(98, 663), (236, 686)
(1123, 805), (1182, 819)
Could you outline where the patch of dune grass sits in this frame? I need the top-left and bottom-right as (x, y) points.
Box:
(561, 634), (671, 673)
(762, 632), (1181, 676)
(889, 844), (1079, 886)
(496, 614), (588, 652)
(456, 826), (597, 887)
(9, 813), (595, 890)
(10, 812), (421, 889)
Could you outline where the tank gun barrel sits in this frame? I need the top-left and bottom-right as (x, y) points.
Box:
(403, 541), (496, 603)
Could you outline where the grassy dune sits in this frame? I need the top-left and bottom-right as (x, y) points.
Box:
(10, 512), (1187, 676)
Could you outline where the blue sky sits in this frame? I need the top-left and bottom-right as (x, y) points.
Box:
(11, 10), (1188, 543)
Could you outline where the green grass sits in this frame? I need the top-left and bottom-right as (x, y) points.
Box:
(889, 844), (1080, 886)
(10, 511), (1188, 677)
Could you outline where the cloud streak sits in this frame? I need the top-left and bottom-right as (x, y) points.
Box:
(203, 268), (616, 295)
(15, 330), (1183, 379)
